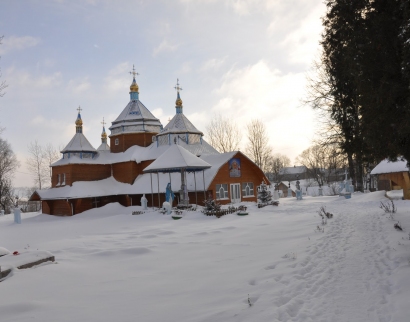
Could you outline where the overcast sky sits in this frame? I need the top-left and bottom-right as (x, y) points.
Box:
(0, 0), (325, 188)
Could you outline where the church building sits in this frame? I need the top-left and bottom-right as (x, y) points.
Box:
(30, 67), (269, 215)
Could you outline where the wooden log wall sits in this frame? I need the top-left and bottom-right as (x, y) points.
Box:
(110, 132), (157, 153)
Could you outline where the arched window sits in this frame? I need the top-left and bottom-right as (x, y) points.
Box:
(216, 184), (228, 199)
(242, 182), (254, 197)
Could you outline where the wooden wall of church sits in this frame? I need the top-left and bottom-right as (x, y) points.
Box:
(112, 161), (139, 184)
(44, 200), (72, 216)
(52, 164), (111, 187)
(110, 132), (157, 153)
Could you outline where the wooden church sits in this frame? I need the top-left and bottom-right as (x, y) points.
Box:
(30, 68), (269, 215)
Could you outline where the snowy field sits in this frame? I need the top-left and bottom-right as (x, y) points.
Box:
(1, 192), (410, 322)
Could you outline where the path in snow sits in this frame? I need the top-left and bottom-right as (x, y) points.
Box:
(236, 201), (399, 322)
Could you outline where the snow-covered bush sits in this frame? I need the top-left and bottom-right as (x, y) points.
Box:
(257, 183), (272, 205)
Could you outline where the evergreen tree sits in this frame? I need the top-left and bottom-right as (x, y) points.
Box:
(257, 182), (272, 204)
(359, 0), (407, 162)
(399, 0), (410, 163)
(321, 0), (368, 191)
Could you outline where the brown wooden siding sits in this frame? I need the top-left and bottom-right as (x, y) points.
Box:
(52, 164), (111, 187)
(110, 132), (157, 153)
(112, 161), (139, 184)
(42, 201), (50, 214)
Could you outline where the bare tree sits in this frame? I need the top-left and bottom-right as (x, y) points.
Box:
(0, 36), (7, 97)
(266, 153), (291, 182)
(206, 113), (242, 152)
(296, 144), (346, 186)
(43, 143), (60, 186)
(27, 140), (47, 189)
(245, 119), (272, 172)
(0, 137), (19, 213)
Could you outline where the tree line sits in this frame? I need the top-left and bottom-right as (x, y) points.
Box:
(306, 0), (410, 191)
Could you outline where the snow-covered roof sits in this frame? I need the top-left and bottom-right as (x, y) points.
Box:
(52, 139), (218, 167)
(143, 144), (211, 173)
(109, 100), (162, 131)
(36, 152), (237, 200)
(97, 142), (110, 152)
(61, 133), (97, 153)
(371, 158), (408, 175)
(158, 113), (203, 135)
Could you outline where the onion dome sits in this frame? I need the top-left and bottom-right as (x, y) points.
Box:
(129, 64), (139, 100)
(174, 79), (183, 114)
(61, 108), (97, 159)
(155, 79), (218, 155)
(75, 107), (83, 133)
(98, 118), (110, 152)
(109, 65), (162, 136)
(130, 78), (139, 93)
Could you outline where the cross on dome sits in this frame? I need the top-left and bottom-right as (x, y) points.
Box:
(129, 65), (139, 79)
(174, 78), (183, 112)
(174, 78), (182, 93)
(75, 106), (83, 133)
(101, 117), (106, 128)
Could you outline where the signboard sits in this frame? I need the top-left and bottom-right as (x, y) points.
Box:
(229, 158), (241, 177)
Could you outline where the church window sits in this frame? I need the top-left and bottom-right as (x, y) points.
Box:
(215, 184), (228, 200)
(242, 182), (254, 197)
(115, 138), (119, 145)
(56, 174), (60, 186)
(62, 173), (66, 186)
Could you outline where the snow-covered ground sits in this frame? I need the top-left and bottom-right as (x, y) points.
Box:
(1, 192), (410, 322)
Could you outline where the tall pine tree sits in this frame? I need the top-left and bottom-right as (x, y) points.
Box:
(358, 0), (407, 162)
(321, 0), (368, 191)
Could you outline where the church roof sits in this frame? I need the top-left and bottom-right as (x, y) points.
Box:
(52, 139), (218, 167)
(110, 100), (160, 126)
(61, 133), (97, 153)
(109, 72), (162, 134)
(61, 110), (96, 153)
(159, 113), (203, 135)
(97, 142), (110, 152)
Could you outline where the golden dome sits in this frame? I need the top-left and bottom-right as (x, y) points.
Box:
(176, 97), (183, 106)
(130, 81), (139, 93)
(101, 131), (107, 139)
(75, 118), (83, 126)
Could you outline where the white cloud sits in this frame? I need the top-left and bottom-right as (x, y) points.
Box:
(278, 4), (323, 65)
(153, 39), (178, 56)
(200, 57), (227, 72)
(0, 36), (40, 55)
(208, 60), (315, 161)
(103, 62), (131, 93)
(68, 77), (91, 94)
(5, 67), (62, 89)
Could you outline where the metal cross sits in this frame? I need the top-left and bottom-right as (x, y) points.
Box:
(174, 78), (182, 92)
(101, 117), (106, 127)
(77, 106), (82, 114)
(129, 64), (139, 78)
